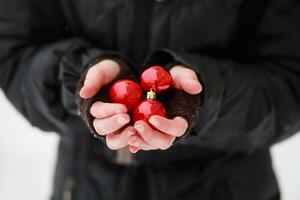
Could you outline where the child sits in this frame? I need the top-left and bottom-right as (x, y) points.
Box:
(0, 0), (299, 199)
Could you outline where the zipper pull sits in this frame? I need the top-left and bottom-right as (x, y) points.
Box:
(116, 146), (137, 165)
(63, 177), (75, 200)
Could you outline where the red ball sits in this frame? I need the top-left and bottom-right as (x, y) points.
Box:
(133, 100), (167, 123)
(141, 66), (173, 93)
(109, 79), (143, 112)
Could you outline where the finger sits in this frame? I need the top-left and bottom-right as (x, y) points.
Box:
(149, 116), (188, 137)
(129, 146), (139, 153)
(80, 60), (120, 99)
(79, 65), (105, 98)
(134, 121), (176, 150)
(90, 102), (127, 119)
(181, 79), (202, 95)
(93, 114), (130, 135)
(106, 126), (136, 150)
(128, 134), (154, 151)
(170, 66), (202, 94)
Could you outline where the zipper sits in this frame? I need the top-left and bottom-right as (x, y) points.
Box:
(130, 0), (154, 67)
(116, 146), (137, 165)
(119, 0), (155, 165)
(63, 176), (75, 200)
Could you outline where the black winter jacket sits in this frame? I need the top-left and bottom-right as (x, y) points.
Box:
(0, 0), (300, 200)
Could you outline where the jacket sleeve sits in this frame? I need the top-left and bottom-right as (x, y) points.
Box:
(144, 0), (300, 153)
(0, 0), (124, 135)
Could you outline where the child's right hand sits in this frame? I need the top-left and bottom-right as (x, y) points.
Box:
(79, 59), (137, 150)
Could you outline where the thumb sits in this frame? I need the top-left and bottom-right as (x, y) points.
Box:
(170, 66), (202, 95)
(80, 59), (120, 99)
(180, 79), (202, 95)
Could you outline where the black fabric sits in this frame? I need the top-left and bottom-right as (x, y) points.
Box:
(0, 0), (300, 199)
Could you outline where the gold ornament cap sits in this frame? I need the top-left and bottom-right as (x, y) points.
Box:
(146, 90), (156, 100)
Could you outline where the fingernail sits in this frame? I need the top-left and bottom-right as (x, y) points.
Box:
(134, 125), (144, 133)
(187, 80), (202, 94)
(126, 131), (135, 138)
(130, 146), (139, 153)
(79, 88), (85, 96)
(149, 118), (159, 127)
(117, 117), (129, 125)
(194, 81), (203, 92)
(116, 110), (123, 114)
(116, 106), (127, 114)
(187, 79), (197, 85)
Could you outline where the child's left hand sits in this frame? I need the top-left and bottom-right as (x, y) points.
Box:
(127, 65), (203, 153)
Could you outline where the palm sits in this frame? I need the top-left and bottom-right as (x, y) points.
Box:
(128, 65), (203, 153)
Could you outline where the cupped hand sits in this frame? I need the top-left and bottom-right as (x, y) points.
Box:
(79, 59), (120, 99)
(79, 59), (134, 150)
(128, 65), (202, 153)
(169, 65), (202, 94)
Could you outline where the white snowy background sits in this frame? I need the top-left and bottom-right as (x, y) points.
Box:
(0, 90), (299, 200)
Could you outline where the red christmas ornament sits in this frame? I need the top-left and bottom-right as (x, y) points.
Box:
(133, 98), (167, 123)
(141, 66), (173, 93)
(133, 66), (173, 123)
(109, 79), (143, 112)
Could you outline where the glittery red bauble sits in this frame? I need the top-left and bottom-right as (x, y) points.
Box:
(109, 79), (143, 112)
(133, 100), (167, 123)
(141, 66), (173, 93)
